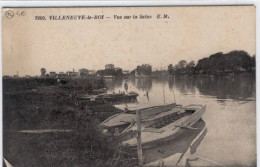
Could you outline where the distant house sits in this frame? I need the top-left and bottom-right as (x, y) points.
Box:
(58, 72), (68, 78)
(105, 64), (115, 70)
(89, 70), (96, 75)
(115, 67), (122, 71)
(123, 70), (130, 75)
(66, 71), (79, 78)
(49, 72), (57, 78)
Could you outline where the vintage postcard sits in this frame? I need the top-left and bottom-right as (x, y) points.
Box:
(2, 6), (256, 167)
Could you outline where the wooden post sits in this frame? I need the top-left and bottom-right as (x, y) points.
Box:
(136, 110), (143, 166)
(163, 82), (165, 105)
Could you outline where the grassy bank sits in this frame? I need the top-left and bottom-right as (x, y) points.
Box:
(3, 77), (136, 167)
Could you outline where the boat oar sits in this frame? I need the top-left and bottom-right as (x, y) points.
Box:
(174, 125), (200, 130)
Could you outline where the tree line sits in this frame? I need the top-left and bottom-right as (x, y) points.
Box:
(168, 50), (255, 76)
(130, 64), (152, 76)
(29, 50), (256, 78)
(96, 68), (123, 76)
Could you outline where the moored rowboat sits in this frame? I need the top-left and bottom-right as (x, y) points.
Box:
(122, 104), (206, 149)
(77, 91), (139, 104)
(100, 103), (178, 135)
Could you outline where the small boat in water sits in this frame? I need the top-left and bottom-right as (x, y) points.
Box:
(97, 91), (139, 101)
(86, 88), (107, 95)
(77, 91), (139, 104)
(122, 104), (206, 149)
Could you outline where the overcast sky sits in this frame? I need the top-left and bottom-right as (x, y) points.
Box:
(3, 6), (255, 76)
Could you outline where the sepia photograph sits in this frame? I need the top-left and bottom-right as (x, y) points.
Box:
(2, 6), (256, 167)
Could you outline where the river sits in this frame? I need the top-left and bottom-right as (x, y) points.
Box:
(104, 73), (256, 166)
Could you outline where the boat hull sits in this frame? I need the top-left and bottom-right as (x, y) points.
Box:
(123, 105), (206, 149)
(101, 103), (178, 134)
(77, 92), (139, 105)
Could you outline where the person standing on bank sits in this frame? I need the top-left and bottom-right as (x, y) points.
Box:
(124, 82), (128, 93)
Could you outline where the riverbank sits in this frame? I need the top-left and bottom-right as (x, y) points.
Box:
(3, 77), (127, 167)
(3, 73), (256, 166)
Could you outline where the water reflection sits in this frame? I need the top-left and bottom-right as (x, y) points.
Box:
(105, 78), (124, 93)
(169, 73), (255, 101)
(168, 76), (197, 94)
(135, 78), (152, 92)
(106, 73), (255, 102)
(104, 73), (256, 166)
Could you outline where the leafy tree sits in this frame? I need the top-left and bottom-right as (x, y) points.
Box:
(173, 60), (188, 74)
(96, 70), (104, 76)
(176, 60), (187, 69)
(187, 61), (195, 68)
(167, 64), (174, 75)
(168, 50), (255, 76)
(115, 68), (123, 76)
(96, 68), (123, 76)
(136, 64), (152, 75)
(40, 68), (46, 76)
(195, 50), (254, 74)
(249, 55), (256, 71)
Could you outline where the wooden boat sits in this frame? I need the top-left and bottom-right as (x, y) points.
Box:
(77, 91), (139, 104)
(143, 119), (207, 166)
(100, 103), (178, 135)
(122, 104), (206, 149)
(97, 91), (138, 101)
(86, 88), (107, 95)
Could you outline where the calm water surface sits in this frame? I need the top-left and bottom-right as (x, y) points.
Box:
(104, 73), (256, 166)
